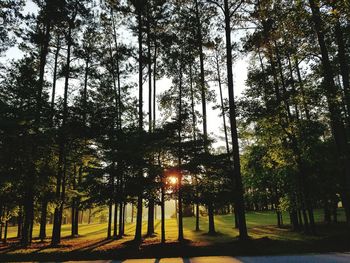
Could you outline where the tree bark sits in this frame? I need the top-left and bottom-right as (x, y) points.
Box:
(51, 20), (73, 245)
(118, 201), (124, 237)
(22, 13), (51, 247)
(134, 3), (144, 243)
(216, 51), (230, 154)
(208, 203), (216, 235)
(3, 211), (8, 244)
(17, 206), (22, 238)
(333, 10), (350, 126)
(107, 202), (112, 239)
(113, 203), (118, 238)
(51, 34), (60, 120)
(147, 200), (155, 236)
(309, 0), (350, 223)
(161, 181), (165, 243)
(194, 0), (208, 150)
(223, 0), (248, 239)
(39, 198), (48, 241)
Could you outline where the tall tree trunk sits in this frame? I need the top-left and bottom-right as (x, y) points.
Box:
(51, 21), (73, 245)
(21, 16), (51, 248)
(22, 191), (34, 246)
(107, 202), (112, 239)
(3, 210), (9, 244)
(178, 64), (184, 242)
(134, 195), (143, 242)
(147, 200), (155, 236)
(309, 0), (350, 224)
(145, 4), (155, 237)
(118, 201), (124, 237)
(131, 203), (134, 223)
(223, 0), (248, 239)
(51, 34), (60, 120)
(294, 58), (310, 120)
(189, 65), (200, 232)
(161, 180), (165, 243)
(333, 11), (350, 125)
(122, 203), (126, 234)
(113, 203), (118, 238)
(17, 206), (23, 238)
(74, 166), (82, 236)
(194, 0), (208, 150)
(0, 205), (3, 241)
(286, 53), (300, 120)
(153, 44), (157, 130)
(134, 5), (144, 243)
(111, 8), (122, 129)
(39, 198), (48, 241)
(216, 52), (230, 154)
(208, 203), (216, 235)
(71, 165), (77, 237)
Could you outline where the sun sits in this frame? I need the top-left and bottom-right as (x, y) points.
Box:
(168, 176), (178, 185)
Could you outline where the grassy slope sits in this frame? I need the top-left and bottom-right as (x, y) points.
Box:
(0, 209), (349, 261)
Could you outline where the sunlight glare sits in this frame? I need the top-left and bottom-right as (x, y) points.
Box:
(168, 176), (178, 185)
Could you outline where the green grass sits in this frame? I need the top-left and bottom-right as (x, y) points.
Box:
(4, 209), (347, 241)
(0, 209), (349, 261)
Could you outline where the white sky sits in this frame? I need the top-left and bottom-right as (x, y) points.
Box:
(1, 0), (249, 150)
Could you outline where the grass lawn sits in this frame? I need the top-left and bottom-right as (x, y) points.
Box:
(0, 209), (349, 261)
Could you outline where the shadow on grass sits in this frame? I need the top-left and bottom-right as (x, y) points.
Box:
(201, 231), (226, 237)
(72, 238), (115, 252)
(1, 223), (349, 262)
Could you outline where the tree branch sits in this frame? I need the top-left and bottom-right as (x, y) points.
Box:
(206, 0), (225, 14)
(229, 0), (244, 18)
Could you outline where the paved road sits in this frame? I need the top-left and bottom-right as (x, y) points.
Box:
(65, 253), (350, 263)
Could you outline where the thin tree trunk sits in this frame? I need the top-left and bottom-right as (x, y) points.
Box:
(195, 0), (208, 149)
(52, 21), (73, 245)
(122, 202), (126, 235)
(161, 181), (165, 243)
(71, 165), (77, 237)
(39, 198), (48, 241)
(215, 51), (230, 154)
(131, 203), (134, 223)
(17, 206), (23, 238)
(189, 65), (200, 232)
(224, 0), (248, 239)
(153, 44), (157, 130)
(111, 8), (122, 129)
(298, 209), (303, 228)
(0, 205), (3, 241)
(147, 200), (155, 236)
(195, 202), (200, 232)
(118, 201), (124, 237)
(107, 202), (112, 239)
(29, 210), (34, 243)
(134, 5), (144, 243)
(300, 205), (309, 232)
(208, 203), (216, 235)
(113, 203), (118, 238)
(3, 211), (8, 244)
(178, 64), (184, 242)
(294, 58), (310, 120)
(88, 209), (91, 224)
(134, 195), (143, 242)
(51, 34), (60, 119)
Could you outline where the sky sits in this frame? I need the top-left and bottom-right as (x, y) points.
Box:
(1, 0), (250, 150)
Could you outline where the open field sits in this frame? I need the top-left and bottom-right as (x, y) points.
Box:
(0, 209), (349, 261)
